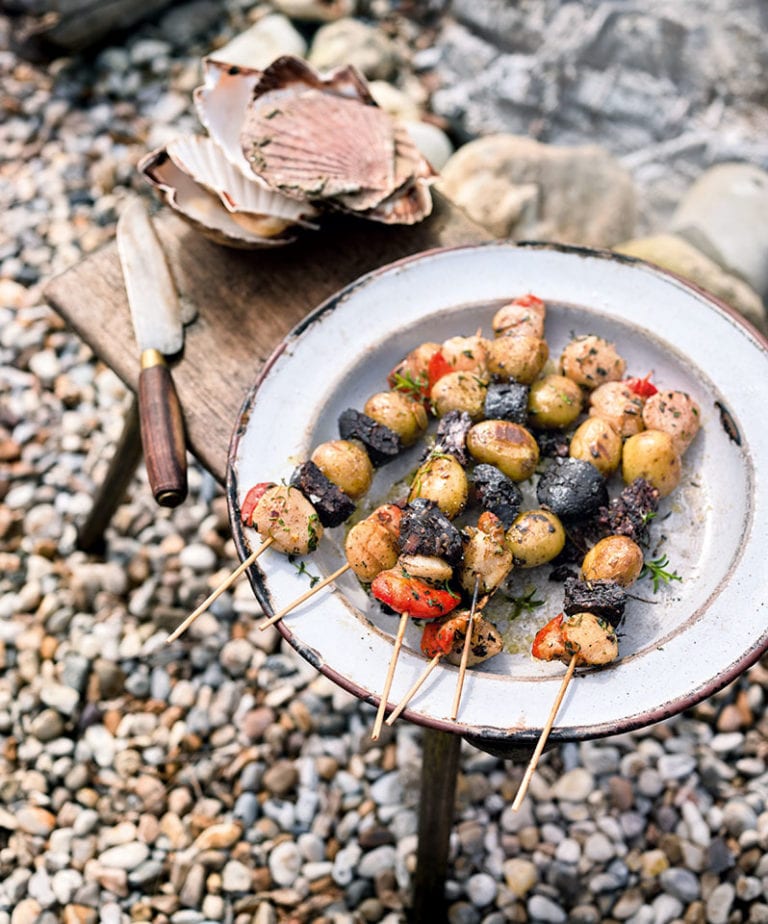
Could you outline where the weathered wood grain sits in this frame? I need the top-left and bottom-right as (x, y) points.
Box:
(45, 192), (490, 483)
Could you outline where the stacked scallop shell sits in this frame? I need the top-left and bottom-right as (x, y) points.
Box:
(139, 56), (436, 248)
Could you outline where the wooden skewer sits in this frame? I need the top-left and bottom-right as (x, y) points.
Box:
(385, 654), (441, 726)
(166, 537), (274, 643)
(450, 577), (481, 720)
(511, 653), (577, 811)
(258, 562), (351, 630)
(371, 610), (410, 741)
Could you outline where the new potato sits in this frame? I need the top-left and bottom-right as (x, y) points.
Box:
(311, 439), (373, 499)
(409, 454), (468, 518)
(364, 391), (428, 446)
(622, 429), (682, 497)
(527, 374), (582, 430)
(466, 420), (539, 481)
(505, 509), (566, 568)
(581, 535), (644, 587)
(569, 416), (623, 475)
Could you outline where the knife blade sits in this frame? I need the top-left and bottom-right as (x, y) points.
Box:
(117, 198), (188, 507)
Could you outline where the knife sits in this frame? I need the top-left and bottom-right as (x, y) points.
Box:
(117, 198), (188, 507)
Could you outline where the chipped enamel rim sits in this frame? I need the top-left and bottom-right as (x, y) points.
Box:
(227, 242), (768, 752)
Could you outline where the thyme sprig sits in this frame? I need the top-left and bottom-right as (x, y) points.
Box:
(509, 586), (546, 619)
(641, 555), (682, 592)
(294, 560), (320, 588)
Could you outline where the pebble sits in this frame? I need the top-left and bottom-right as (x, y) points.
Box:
(268, 841), (302, 887)
(308, 18), (399, 80)
(97, 842), (150, 870)
(552, 767), (595, 802)
(527, 894), (567, 923)
(706, 882), (735, 924)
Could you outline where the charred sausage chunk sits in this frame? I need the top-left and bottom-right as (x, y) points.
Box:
(289, 460), (356, 528)
(338, 408), (403, 466)
(399, 499), (463, 567)
(535, 430), (571, 459)
(471, 464), (523, 529)
(536, 457), (608, 521)
(429, 410), (473, 466)
(596, 477), (660, 545)
(484, 381), (529, 424)
(562, 577), (627, 627)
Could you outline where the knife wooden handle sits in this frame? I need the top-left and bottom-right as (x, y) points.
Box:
(138, 354), (187, 507)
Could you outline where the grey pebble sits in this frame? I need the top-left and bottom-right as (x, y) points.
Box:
(268, 840), (302, 887)
(465, 872), (497, 907)
(656, 753), (697, 781)
(357, 844), (397, 878)
(659, 866), (700, 902)
(527, 893), (567, 923)
(706, 882), (735, 924)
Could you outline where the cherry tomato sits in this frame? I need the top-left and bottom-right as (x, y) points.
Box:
(241, 482), (273, 525)
(531, 613), (566, 661)
(427, 350), (454, 392)
(511, 293), (545, 312)
(626, 372), (658, 398)
(371, 569), (460, 620)
(421, 618), (456, 657)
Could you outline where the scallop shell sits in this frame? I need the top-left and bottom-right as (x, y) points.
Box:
(194, 58), (263, 178)
(166, 135), (318, 226)
(363, 176), (435, 225)
(241, 88), (397, 208)
(326, 124), (435, 221)
(252, 55), (376, 105)
(239, 55), (400, 209)
(139, 148), (300, 249)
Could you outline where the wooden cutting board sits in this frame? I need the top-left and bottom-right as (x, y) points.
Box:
(44, 193), (491, 483)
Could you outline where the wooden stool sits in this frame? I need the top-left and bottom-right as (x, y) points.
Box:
(45, 196), (501, 921)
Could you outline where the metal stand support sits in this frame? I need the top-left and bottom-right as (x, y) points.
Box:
(409, 728), (462, 923)
(76, 396), (142, 554)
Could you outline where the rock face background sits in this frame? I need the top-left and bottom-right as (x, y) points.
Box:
(431, 0), (768, 231)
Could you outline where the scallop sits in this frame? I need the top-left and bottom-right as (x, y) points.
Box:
(194, 58), (264, 178)
(239, 56), (434, 220)
(241, 78), (397, 208)
(166, 135), (318, 226)
(139, 148), (300, 249)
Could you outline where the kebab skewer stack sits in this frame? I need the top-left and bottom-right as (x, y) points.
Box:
(168, 293), (702, 756)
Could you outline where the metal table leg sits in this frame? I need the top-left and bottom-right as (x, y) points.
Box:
(409, 728), (462, 923)
(77, 396), (142, 553)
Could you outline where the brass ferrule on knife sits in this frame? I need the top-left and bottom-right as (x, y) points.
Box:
(141, 348), (167, 370)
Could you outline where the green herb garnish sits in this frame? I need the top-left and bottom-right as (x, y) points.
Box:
(641, 555), (682, 592)
(294, 560), (320, 588)
(509, 586), (546, 619)
(392, 370), (426, 399)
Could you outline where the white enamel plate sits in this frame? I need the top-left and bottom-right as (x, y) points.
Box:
(228, 243), (768, 750)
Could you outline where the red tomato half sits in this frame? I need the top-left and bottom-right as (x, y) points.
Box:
(427, 350), (454, 392)
(421, 618), (456, 657)
(626, 372), (658, 398)
(241, 482), (273, 525)
(511, 293), (545, 312)
(371, 569), (460, 620)
(531, 613), (566, 661)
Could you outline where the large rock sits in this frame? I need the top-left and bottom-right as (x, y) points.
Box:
(614, 233), (767, 332)
(437, 134), (636, 247)
(402, 120), (454, 171)
(308, 18), (399, 80)
(431, 2), (768, 230)
(208, 15), (306, 69)
(271, 0), (356, 22)
(670, 163), (768, 298)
